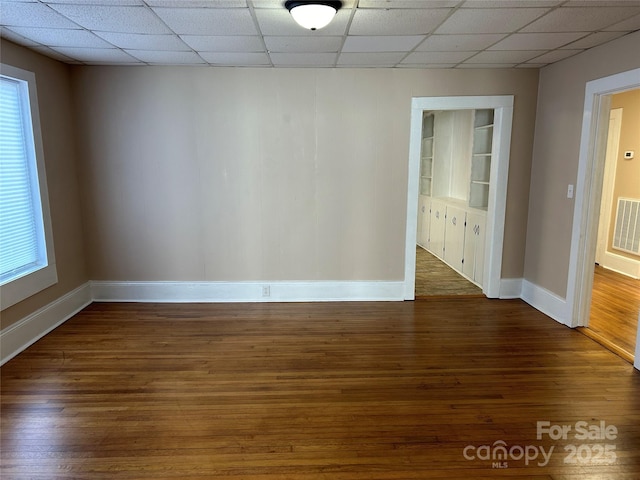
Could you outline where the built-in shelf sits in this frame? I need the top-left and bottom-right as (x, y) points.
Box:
(469, 109), (493, 210)
(419, 112), (435, 197)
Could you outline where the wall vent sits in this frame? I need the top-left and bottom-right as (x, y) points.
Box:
(612, 197), (640, 255)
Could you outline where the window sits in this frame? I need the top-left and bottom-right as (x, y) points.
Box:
(0, 64), (56, 310)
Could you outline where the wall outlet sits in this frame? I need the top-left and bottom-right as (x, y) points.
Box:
(262, 285), (270, 297)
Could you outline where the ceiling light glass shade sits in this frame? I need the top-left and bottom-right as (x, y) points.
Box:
(285, 1), (342, 31)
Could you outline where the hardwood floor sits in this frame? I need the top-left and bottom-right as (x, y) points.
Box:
(2, 300), (639, 479)
(415, 246), (482, 297)
(581, 265), (640, 361)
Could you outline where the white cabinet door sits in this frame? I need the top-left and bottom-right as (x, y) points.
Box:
(417, 195), (424, 247)
(429, 199), (446, 259)
(423, 196), (431, 248)
(463, 211), (486, 285)
(417, 195), (430, 248)
(443, 205), (466, 271)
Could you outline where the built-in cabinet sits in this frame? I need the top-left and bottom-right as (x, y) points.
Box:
(419, 196), (486, 286)
(416, 108), (494, 288)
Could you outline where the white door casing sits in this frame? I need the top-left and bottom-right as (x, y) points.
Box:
(404, 96), (514, 300)
(569, 68), (640, 370)
(595, 108), (622, 266)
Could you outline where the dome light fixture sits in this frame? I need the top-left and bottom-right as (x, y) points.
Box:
(284, 1), (342, 31)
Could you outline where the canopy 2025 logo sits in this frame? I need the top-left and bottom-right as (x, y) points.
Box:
(462, 420), (618, 469)
(537, 420), (617, 465)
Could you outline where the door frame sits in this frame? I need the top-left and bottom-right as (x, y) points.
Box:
(595, 108), (622, 266)
(567, 68), (640, 369)
(403, 96), (514, 299)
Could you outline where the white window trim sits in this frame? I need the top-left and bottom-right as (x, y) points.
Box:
(1, 63), (57, 310)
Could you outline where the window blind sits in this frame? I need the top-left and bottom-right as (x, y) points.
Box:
(0, 75), (46, 283)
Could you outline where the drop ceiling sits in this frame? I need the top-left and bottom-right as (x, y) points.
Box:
(1, 0), (639, 68)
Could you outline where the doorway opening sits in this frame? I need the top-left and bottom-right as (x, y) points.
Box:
(576, 90), (640, 362)
(414, 108), (488, 297)
(568, 68), (640, 370)
(404, 96), (514, 300)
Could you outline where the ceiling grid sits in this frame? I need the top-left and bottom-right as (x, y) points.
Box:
(0, 0), (639, 68)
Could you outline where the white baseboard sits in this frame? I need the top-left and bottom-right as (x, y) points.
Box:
(91, 280), (406, 303)
(1, 283), (92, 365)
(599, 251), (640, 279)
(499, 278), (523, 299)
(521, 279), (570, 326)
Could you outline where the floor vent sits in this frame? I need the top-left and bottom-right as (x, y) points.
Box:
(613, 197), (640, 255)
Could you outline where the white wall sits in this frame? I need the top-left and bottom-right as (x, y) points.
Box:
(71, 66), (539, 283)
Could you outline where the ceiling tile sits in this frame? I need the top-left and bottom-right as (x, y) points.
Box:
(126, 49), (205, 64)
(462, 1), (561, 6)
(349, 8), (453, 35)
(416, 33), (506, 51)
(31, 45), (79, 63)
(563, 1), (640, 6)
(181, 35), (264, 52)
(402, 51), (474, 64)
(526, 49), (583, 64)
(342, 35), (425, 53)
(0, 27), (41, 47)
(96, 32), (190, 51)
(603, 13), (640, 31)
(6, 26), (114, 48)
(269, 52), (337, 66)
(200, 51), (270, 65)
(44, 0), (145, 5)
(147, 1), (246, 6)
(49, 46), (140, 63)
(397, 63), (459, 69)
(152, 7), (257, 35)
(252, 0), (356, 7)
(488, 32), (586, 50)
(435, 8), (549, 34)
(265, 36), (342, 53)
(48, 5), (172, 34)
(250, 0), (287, 6)
(255, 7), (349, 36)
(337, 52), (406, 66)
(457, 63), (516, 68)
(0, 2), (80, 29)
(521, 6), (640, 32)
(358, 0), (460, 7)
(561, 31), (626, 49)
(465, 50), (545, 63)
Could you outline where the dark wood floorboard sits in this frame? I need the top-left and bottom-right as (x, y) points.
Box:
(585, 265), (639, 359)
(415, 246), (482, 297)
(2, 300), (639, 479)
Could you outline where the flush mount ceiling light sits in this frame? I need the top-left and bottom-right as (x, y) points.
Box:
(284, 1), (342, 31)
